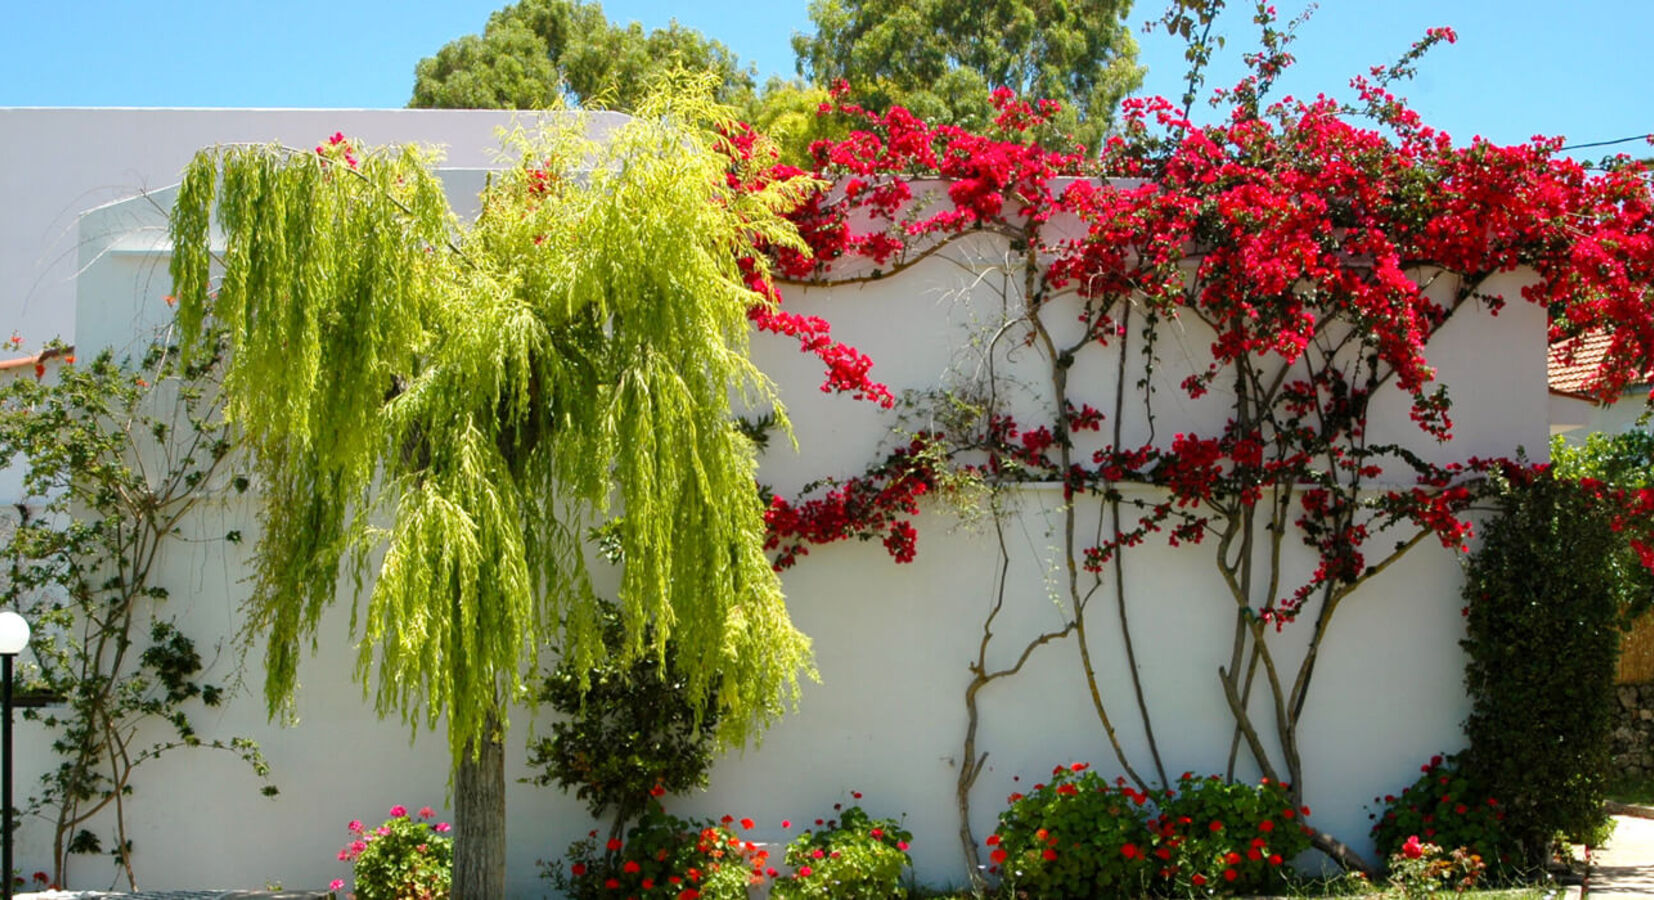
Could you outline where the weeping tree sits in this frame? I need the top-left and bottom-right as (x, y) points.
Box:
(166, 83), (817, 897)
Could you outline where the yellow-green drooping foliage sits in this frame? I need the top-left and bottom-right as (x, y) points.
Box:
(168, 81), (818, 761)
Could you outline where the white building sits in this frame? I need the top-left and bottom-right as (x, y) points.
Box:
(1, 108), (1545, 895)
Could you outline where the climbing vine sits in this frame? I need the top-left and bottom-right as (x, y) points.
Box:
(0, 338), (273, 890)
(750, 1), (1654, 877)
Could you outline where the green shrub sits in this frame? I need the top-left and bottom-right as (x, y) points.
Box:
(1371, 754), (1515, 869)
(987, 766), (1313, 897)
(333, 806), (453, 900)
(547, 805), (761, 900)
(988, 764), (1158, 899)
(1154, 773), (1311, 893)
(526, 599), (721, 838)
(772, 805), (913, 900)
(1461, 465), (1625, 865)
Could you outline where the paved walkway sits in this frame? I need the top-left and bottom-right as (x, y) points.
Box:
(1575, 813), (1654, 899)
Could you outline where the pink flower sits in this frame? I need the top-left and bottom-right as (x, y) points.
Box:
(798, 866), (813, 877)
(347, 820), (363, 833)
(434, 822), (452, 833)
(781, 820), (791, 828)
(419, 806), (435, 819)
(329, 879), (344, 891)
(389, 805), (407, 818)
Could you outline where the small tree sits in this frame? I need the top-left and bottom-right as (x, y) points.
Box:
(168, 82), (817, 897)
(525, 599), (721, 847)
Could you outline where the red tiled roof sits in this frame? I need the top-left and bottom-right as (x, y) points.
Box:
(0, 345), (72, 373)
(1548, 329), (1654, 399)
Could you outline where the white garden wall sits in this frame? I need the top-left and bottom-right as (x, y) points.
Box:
(2, 109), (1550, 896)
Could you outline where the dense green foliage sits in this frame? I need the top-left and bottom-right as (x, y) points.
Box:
(337, 807), (454, 900)
(1460, 468), (1625, 865)
(1552, 431), (1654, 620)
(167, 84), (818, 764)
(773, 805), (913, 900)
(1155, 773), (1311, 892)
(1372, 754), (1516, 871)
(525, 600), (720, 835)
(792, 0), (1143, 149)
(989, 767), (1308, 897)
(0, 341), (272, 888)
(410, 0), (754, 109)
(991, 766), (1157, 898)
(548, 808), (759, 900)
(409, 0), (1142, 158)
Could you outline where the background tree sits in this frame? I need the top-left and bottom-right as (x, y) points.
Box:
(791, 0), (1144, 150)
(410, 0), (755, 110)
(167, 83), (815, 898)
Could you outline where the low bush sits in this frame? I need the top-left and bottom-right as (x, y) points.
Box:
(1371, 753), (1513, 869)
(332, 805), (453, 900)
(987, 766), (1311, 898)
(1385, 835), (1487, 899)
(1153, 772), (1311, 893)
(988, 764), (1157, 898)
(548, 806), (766, 900)
(772, 804), (913, 900)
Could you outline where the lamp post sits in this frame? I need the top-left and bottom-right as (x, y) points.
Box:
(0, 611), (30, 900)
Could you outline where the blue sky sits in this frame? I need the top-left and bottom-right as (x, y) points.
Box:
(3, 0), (1650, 151)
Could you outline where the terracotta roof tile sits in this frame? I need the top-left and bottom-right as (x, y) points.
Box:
(1549, 329), (1650, 398)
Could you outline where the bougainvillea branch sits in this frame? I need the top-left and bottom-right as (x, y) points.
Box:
(748, 1), (1654, 877)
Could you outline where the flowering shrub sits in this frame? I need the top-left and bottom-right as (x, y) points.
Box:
(989, 766), (1313, 897)
(1371, 754), (1513, 869)
(772, 804), (913, 900)
(1386, 836), (1487, 899)
(333, 806), (453, 900)
(1154, 773), (1311, 893)
(988, 764), (1157, 898)
(548, 806), (764, 900)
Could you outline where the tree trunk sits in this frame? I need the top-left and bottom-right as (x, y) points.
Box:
(452, 710), (506, 900)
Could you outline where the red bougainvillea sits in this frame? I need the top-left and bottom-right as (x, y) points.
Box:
(728, 6), (1654, 873)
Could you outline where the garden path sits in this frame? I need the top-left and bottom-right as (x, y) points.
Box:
(1577, 813), (1654, 898)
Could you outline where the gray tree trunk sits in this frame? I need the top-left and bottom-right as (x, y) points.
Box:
(452, 710), (506, 899)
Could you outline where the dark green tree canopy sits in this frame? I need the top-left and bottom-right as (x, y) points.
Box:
(790, 0), (1144, 147)
(411, 0), (756, 110)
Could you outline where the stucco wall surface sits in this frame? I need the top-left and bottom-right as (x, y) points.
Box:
(0, 109), (1552, 896)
